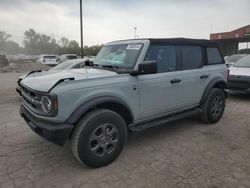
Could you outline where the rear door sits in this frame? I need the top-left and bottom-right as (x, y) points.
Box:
(181, 45), (210, 107)
(138, 44), (184, 120)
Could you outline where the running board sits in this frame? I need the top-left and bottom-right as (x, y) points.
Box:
(129, 108), (202, 132)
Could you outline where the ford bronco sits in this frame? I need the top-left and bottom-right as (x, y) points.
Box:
(19, 38), (228, 167)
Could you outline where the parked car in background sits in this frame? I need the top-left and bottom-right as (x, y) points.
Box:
(228, 55), (250, 94)
(36, 54), (59, 66)
(59, 54), (78, 63)
(225, 54), (247, 67)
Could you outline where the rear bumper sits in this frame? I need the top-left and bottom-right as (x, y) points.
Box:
(228, 77), (250, 93)
(20, 104), (73, 146)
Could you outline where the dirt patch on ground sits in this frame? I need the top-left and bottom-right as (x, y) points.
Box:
(0, 89), (20, 105)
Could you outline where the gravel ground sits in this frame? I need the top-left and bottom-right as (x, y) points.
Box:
(0, 72), (250, 188)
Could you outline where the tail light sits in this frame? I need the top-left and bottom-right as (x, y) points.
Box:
(227, 69), (230, 81)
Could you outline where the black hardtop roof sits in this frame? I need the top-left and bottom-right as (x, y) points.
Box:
(111, 38), (218, 48)
(149, 38), (218, 47)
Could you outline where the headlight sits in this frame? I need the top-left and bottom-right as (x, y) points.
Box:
(40, 96), (52, 113)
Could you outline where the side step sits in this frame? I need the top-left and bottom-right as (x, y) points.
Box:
(129, 108), (202, 132)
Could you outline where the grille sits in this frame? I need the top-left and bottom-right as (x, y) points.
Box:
(20, 86), (41, 109)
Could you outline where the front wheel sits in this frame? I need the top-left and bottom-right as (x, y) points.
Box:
(71, 109), (127, 168)
(201, 88), (226, 123)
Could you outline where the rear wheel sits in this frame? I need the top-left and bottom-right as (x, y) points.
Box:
(201, 88), (226, 123)
(71, 109), (127, 168)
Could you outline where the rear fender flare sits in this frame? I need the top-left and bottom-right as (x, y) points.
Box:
(200, 78), (228, 105)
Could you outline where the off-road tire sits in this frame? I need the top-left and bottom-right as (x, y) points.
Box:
(71, 109), (127, 168)
(201, 88), (226, 123)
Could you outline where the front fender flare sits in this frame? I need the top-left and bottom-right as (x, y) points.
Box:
(66, 96), (134, 125)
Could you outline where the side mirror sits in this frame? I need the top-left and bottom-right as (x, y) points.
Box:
(138, 61), (157, 75)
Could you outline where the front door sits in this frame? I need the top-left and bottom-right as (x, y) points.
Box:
(138, 45), (184, 120)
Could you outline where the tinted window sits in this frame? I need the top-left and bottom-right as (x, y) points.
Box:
(145, 45), (176, 73)
(72, 63), (84, 69)
(207, 48), (223, 64)
(67, 55), (77, 60)
(181, 46), (202, 70)
(44, 56), (57, 59)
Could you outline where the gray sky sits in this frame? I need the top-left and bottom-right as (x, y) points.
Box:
(0, 0), (249, 46)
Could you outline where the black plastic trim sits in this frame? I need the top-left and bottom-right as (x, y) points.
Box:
(200, 78), (228, 105)
(228, 77), (250, 92)
(66, 96), (134, 125)
(129, 107), (201, 132)
(20, 104), (73, 146)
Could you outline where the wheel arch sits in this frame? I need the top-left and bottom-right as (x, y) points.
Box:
(66, 96), (134, 127)
(200, 78), (228, 105)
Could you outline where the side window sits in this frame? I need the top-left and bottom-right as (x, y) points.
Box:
(72, 64), (81, 69)
(144, 45), (176, 73)
(206, 48), (223, 64)
(181, 46), (202, 70)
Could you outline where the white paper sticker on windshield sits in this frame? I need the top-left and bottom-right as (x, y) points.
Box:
(126, 44), (142, 50)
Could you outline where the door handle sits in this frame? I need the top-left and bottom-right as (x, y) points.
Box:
(170, 78), (181, 84)
(200, 74), (208, 79)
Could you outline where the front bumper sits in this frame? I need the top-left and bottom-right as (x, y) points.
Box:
(228, 77), (250, 93)
(16, 85), (21, 95)
(20, 104), (73, 146)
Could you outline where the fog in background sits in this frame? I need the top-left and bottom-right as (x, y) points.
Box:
(0, 0), (249, 55)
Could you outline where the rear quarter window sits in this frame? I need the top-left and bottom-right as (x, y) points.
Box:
(206, 48), (224, 64)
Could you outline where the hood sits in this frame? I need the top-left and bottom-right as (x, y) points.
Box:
(229, 66), (250, 77)
(21, 68), (117, 92)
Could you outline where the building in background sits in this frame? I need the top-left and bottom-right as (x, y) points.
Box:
(210, 25), (250, 56)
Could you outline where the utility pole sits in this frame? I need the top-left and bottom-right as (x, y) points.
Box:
(80, 0), (84, 58)
(134, 27), (137, 39)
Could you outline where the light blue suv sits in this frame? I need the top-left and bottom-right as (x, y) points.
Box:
(19, 38), (228, 167)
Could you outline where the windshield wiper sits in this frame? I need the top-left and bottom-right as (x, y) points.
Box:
(102, 65), (119, 70)
(91, 64), (119, 72)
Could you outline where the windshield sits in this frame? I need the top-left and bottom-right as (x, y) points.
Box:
(49, 59), (83, 71)
(44, 55), (57, 59)
(234, 55), (250, 68)
(94, 43), (143, 69)
(226, 54), (245, 63)
(67, 55), (77, 60)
